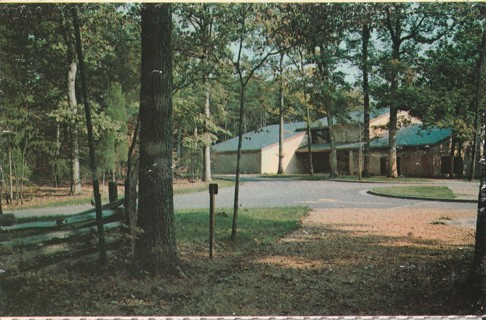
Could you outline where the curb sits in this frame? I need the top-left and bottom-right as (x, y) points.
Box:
(367, 190), (477, 203)
(331, 178), (428, 184)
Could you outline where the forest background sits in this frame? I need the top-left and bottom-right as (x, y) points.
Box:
(0, 3), (484, 198)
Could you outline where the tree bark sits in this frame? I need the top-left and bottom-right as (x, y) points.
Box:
(470, 29), (486, 181)
(124, 114), (139, 226)
(67, 58), (82, 195)
(135, 3), (181, 275)
(277, 52), (285, 175)
(466, 113), (486, 297)
(71, 6), (107, 265)
(306, 106), (314, 176)
(327, 108), (338, 178)
(362, 23), (371, 177)
(202, 78), (212, 182)
(231, 82), (245, 241)
(466, 8), (486, 295)
(388, 39), (400, 178)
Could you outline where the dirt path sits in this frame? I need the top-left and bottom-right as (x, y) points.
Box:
(251, 207), (478, 315)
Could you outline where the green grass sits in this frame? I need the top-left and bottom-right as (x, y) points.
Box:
(370, 185), (455, 200)
(337, 175), (431, 183)
(16, 207), (309, 245)
(260, 174), (330, 181)
(173, 179), (234, 194)
(176, 206), (309, 246)
(260, 173), (431, 183)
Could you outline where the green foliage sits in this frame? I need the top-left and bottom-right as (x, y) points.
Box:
(0, 3), (484, 186)
(96, 82), (129, 178)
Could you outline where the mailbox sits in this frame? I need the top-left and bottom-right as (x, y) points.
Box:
(209, 183), (218, 195)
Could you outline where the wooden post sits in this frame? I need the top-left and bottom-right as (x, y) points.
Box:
(209, 183), (218, 259)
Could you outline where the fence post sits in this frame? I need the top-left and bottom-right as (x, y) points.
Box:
(209, 183), (218, 259)
(108, 181), (118, 203)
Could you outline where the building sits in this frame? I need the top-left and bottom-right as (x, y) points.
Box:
(211, 109), (468, 178)
(211, 121), (307, 174)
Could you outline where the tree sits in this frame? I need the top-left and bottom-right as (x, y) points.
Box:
(71, 5), (107, 264)
(469, 7), (486, 181)
(345, 4), (381, 177)
(59, 6), (83, 195)
(377, 3), (453, 178)
(0, 5), (67, 198)
(134, 3), (182, 275)
(289, 46), (315, 175)
(294, 4), (350, 178)
(463, 3), (486, 299)
(403, 4), (479, 179)
(98, 82), (128, 181)
(214, 4), (289, 240)
(174, 4), (232, 182)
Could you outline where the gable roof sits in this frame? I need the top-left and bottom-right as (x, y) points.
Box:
(212, 121), (306, 153)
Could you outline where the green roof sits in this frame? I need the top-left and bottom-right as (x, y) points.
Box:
(298, 125), (452, 152)
(369, 125), (452, 149)
(212, 121), (306, 153)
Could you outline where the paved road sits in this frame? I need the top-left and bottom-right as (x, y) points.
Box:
(173, 178), (478, 210)
(9, 178), (478, 219)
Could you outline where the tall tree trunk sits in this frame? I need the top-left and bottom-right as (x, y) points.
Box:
(8, 146), (13, 202)
(67, 57), (82, 195)
(135, 3), (181, 275)
(305, 104), (314, 176)
(466, 112), (486, 297)
(124, 114), (140, 226)
(328, 107), (338, 178)
(362, 23), (371, 177)
(176, 127), (182, 160)
(470, 29), (486, 181)
(202, 78), (212, 182)
(388, 40), (400, 178)
(465, 7), (486, 298)
(450, 134), (456, 178)
(277, 52), (285, 175)
(231, 81), (245, 241)
(54, 124), (61, 187)
(71, 6), (107, 265)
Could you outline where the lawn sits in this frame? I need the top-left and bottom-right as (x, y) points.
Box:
(260, 173), (431, 183)
(370, 185), (456, 200)
(176, 206), (309, 247)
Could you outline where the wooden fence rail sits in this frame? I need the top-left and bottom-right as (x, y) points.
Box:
(0, 199), (125, 278)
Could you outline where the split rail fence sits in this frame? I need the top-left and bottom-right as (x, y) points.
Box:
(0, 198), (125, 278)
